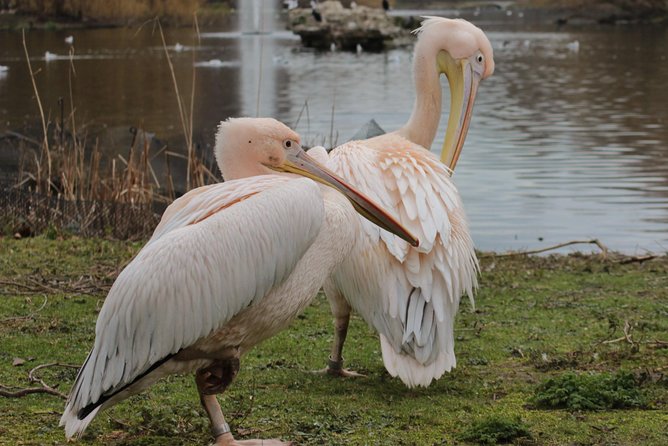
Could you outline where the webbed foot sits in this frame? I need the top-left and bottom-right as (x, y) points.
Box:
(313, 357), (366, 377)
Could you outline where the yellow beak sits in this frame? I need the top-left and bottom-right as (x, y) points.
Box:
(273, 148), (419, 247)
(439, 51), (481, 172)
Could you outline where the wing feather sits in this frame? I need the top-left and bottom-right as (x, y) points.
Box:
(64, 177), (324, 426)
(327, 135), (478, 387)
(149, 175), (295, 243)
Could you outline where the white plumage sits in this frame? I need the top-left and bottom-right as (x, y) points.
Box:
(324, 139), (478, 387)
(318, 17), (494, 387)
(61, 177), (329, 437)
(60, 118), (413, 444)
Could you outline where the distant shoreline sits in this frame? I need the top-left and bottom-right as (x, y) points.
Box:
(0, 2), (234, 30)
(1, 0), (666, 31)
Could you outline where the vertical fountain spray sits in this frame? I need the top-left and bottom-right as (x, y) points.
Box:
(239, 0), (277, 117)
(240, 0), (275, 35)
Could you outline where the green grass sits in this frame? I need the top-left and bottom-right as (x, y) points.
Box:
(0, 237), (667, 445)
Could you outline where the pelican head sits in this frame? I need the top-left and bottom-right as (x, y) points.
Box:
(215, 117), (419, 247)
(414, 17), (494, 171)
(215, 117), (302, 179)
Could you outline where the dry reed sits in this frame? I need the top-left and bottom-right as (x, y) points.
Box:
(3, 20), (220, 239)
(13, 0), (207, 25)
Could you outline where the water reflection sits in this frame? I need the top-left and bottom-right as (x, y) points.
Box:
(0, 15), (667, 253)
(461, 25), (668, 253)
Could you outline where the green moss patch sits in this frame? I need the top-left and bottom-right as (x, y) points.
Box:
(457, 416), (532, 445)
(532, 371), (647, 411)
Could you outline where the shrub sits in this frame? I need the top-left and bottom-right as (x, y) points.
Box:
(532, 371), (646, 411)
(457, 416), (532, 445)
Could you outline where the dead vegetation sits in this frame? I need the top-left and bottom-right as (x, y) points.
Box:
(2, 20), (220, 239)
(0, 362), (78, 399)
(5, 0), (231, 26)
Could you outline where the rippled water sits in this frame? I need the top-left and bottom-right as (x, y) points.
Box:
(0, 12), (667, 253)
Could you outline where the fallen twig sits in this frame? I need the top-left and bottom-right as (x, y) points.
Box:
(0, 362), (79, 400)
(619, 254), (657, 265)
(1, 275), (113, 297)
(0, 280), (41, 291)
(601, 320), (635, 346)
(480, 239), (609, 258)
(0, 385), (65, 398)
(25, 277), (60, 294)
(0, 295), (48, 323)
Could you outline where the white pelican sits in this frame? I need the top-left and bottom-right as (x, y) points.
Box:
(60, 118), (417, 444)
(319, 17), (495, 387)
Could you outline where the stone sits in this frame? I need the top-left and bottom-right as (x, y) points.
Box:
(287, 0), (409, 51)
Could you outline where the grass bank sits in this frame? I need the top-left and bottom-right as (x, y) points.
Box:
(0, 237), (666, 445)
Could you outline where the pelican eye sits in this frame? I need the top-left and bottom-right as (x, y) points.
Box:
(283, 139), (297, 150)
(476, 54), (484, 63)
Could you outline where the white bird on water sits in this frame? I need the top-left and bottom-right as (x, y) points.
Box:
(567, 40), (580, 52)
(65, 35), (74, 45)
(60, 118), (417, 445)
(316, 17), (495, 387)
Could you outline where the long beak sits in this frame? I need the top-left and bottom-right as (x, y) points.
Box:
(439, 52), (481, 173)
(273, 149), (419, 247)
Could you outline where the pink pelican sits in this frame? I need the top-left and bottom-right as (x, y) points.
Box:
(320, 17), (495, 387)
(60, 118), (417, 445)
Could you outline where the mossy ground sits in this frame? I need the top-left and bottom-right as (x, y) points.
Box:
(0, 237), (666, 445)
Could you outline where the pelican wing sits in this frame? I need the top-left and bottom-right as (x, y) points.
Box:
(149, 174), (294, 243)
(63, 177), (324, 434)
(328, 137), (478, 387)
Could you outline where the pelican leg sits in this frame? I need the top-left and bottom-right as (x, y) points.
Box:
(196, 359), (238, 445)
(197, 358), (240, 395)
(318, 281), (365, 378)
(196, 359), (292, 446)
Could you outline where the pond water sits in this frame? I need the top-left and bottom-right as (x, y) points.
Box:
(0, 6), (667, 254)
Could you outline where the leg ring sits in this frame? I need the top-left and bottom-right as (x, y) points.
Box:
(211, 421), (231, 438)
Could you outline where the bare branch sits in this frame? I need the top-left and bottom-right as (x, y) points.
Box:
(0, 295), (48, 323)
(480, 239), (609, 258)
(619, 255), (657, 265)
(0, 385), (65, 399)
(0, 362), (79, 400)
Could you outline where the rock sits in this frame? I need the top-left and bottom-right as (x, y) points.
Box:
(349, 119), (386, 141)
(287, 0), (409, 51)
